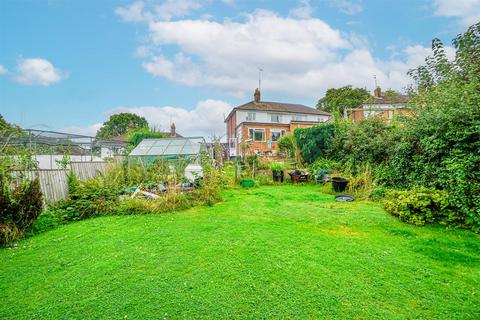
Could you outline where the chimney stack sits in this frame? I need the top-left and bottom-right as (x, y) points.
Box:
(254, 88), (261, 103)
(170, 122), (176, 137)
(374, 86), (382, 98)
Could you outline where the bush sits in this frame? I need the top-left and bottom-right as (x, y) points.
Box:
(294, 124), (334, 164)
(0, 175), (43, 244)
(328, 117), (394, 166)
(383, 187), (460, 226)
(269, 162), (285, 171)
(277, 134), (296, 159)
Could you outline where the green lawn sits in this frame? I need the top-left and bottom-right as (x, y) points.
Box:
(1, 185), (479, 319)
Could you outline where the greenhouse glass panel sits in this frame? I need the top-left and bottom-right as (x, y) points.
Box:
(128, 137), (208, 162)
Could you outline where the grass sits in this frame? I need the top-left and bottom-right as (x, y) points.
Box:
(1, 185), (479, 319)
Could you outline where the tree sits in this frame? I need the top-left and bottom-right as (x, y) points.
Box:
(96, 113), (148, 140)
(316, 86), (370, 115)
(383, 89), (401, 97)
(127, 128), (168, 147)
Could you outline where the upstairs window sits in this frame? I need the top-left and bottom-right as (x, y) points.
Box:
(293, 115), (306, 121)
(246, 112), (256, 121)
(270, 114), (281, 123)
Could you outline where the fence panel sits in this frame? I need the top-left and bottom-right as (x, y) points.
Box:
(12, 170), (69, 203)
(70, 161), (107, 181)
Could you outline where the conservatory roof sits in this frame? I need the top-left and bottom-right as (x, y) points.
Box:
(129, 137), (206, 157)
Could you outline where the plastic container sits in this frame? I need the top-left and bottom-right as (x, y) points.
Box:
(331, 177), (349, 192)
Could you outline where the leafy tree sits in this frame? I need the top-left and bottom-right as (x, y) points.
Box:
(96, 113), (148, 140)
(127, 128), (168, 147)
(383, 89), (401, 97)
(294, 124), (335, 164)
(316, 86), (370, 115)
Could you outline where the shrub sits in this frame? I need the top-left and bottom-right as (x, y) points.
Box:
(0, 175), (43, 244)
(294, 124), (335, 164)
(269, 162), (285, 171)
(277, 134), (297, 159)
(383, 187), (460, 226)
(328, 117), (393, 166)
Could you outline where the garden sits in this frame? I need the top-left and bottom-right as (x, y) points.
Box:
(0, 21), (479, 320)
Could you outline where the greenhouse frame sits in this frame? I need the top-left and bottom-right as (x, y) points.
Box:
(128, 137), (209, 165)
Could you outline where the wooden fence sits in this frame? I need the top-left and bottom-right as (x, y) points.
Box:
(13, 161), (113, 204)
(12, 170), (69, 203)
(70, 161), (107, 181)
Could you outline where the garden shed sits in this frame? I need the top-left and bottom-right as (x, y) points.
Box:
(128, 137), (208, 166)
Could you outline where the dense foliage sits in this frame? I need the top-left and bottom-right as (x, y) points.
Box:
(0, 173), (43, 244)
(32, 154), (225, 234)
(277, 134), (297, 159)
(384, 187), (457, 226)
(96, 113), (148, 140)
(307, 23), (480, 232)
(294, 124), (334, 164)
(127, 128), (169, 147)
(316, 85), (370, 115)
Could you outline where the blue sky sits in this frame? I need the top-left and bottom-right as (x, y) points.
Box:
(0, 0), (478, 138)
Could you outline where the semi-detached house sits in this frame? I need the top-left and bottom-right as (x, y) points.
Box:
(225, 89), (331, 158)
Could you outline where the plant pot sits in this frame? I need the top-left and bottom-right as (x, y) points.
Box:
(288, 170), (308, 182)
(331, 177), (349, 192)
(272, 170), (284, 182)
(240, 179), (255, 188)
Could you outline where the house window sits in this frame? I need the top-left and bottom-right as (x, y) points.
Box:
(293, 115), (306, 121)
(270, 129), (284, 142)
(248, 128), (265, 142)
(246, 112), (256, 121)
(271, 114), (281, 123)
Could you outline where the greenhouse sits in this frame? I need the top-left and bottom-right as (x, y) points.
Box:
(128, 137), (208, 165)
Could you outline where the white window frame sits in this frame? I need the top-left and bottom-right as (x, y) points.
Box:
(248, 128), (266, 142)
(246, 112), (256, 121)
(293, 115), (306, 121)
(270, 128), (284, 142)
(270, 114), (282, 123)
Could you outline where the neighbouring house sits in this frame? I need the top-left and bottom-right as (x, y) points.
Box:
(225, 89), (331, 158)
(346, 87), (411, 122)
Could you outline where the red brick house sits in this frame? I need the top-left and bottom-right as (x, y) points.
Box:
(347, 87), (411, 122)
(225, 89), (331, 158)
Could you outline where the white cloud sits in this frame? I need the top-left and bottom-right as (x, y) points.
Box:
(14, 58), (66, 86)
(117, 3), (458, 100)
(154, 0), (202, 21)
(433, 0), (480, 27)
(115, 1), (152, 22)
(107, 99), (233, 138)
(115, 0), (202, 22)
(290, 0), (314, 19)
(328, 0), (363, 15)
(0, 65), (7, 75)
(128, 8), (446, 97)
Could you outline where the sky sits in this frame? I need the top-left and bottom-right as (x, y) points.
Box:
(0, 0), (479, 139)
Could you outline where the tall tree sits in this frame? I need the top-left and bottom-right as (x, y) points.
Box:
(316, 86), (370, 115)
(96, 113), (148, 140)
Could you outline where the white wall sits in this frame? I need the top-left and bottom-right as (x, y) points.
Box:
(33, 155), (104, 170)
(236, 110), (328, 124)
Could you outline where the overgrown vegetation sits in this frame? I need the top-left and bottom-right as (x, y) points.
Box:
(295, 23), (480, 232)
(31, 153), (225, 236)
(0, 172), (43, 244)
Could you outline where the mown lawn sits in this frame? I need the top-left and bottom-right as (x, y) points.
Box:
(1, 185), (479, 319)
